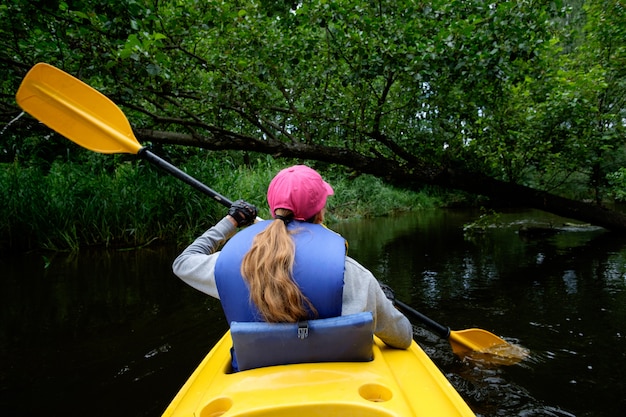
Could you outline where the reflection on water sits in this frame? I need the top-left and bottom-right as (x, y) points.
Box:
(0, 247), (228, 416)
(1, 208), (625, 416)
(335, 208), (624, 417)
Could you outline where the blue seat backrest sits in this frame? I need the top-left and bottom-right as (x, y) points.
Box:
(230, 312), (374, 371)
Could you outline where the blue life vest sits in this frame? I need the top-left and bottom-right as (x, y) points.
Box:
(214, 220), (346, 324)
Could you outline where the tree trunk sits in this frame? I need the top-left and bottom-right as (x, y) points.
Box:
(136, 129), (626, 232)
(435, 168), (626, 232)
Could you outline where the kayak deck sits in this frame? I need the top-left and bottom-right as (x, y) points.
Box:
(162, 332), (475, 417)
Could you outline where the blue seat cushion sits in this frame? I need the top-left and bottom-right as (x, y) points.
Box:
(230, 312), (374, 371)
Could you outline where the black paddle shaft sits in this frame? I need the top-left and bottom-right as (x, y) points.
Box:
(395, 299), (452, 340)
(138, 148), (234, 208)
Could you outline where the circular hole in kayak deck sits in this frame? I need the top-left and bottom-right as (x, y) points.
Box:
(359, 384), (393, 402)
(200, 397), (233, 417)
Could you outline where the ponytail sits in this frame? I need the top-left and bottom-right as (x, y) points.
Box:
(240, 209), (317, 322)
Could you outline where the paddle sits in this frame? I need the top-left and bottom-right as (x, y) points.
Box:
(16, 62), (527, 363)
(15, 62), (235, 210)
(394, 299), (527, 363)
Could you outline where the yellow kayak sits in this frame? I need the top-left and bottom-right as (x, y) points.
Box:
(162, 331), (476, 417)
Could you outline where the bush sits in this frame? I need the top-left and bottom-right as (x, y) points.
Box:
(0, 153), (441, 252)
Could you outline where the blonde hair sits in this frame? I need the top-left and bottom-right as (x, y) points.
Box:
(240, 209), (318, 322)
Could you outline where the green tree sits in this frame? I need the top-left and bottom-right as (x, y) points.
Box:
(2, 0), (626, 230)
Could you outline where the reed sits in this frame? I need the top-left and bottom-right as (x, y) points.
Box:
(1, 154), (441, 252)
(327, 174), (441, 220)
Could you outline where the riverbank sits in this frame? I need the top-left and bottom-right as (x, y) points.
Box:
(0, 154), (455, 252)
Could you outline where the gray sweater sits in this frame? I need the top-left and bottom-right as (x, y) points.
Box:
(172, 217), (413, 349)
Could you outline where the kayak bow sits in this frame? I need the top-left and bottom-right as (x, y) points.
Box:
(162, 332), (475, 417)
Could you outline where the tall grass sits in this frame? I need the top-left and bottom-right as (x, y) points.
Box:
(1, 153), (443, 252)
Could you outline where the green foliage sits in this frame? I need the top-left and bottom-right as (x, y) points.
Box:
(607, 168), (626, 202)
(328, 174), (439, 219)
(0, 157), (174, 251)
(2, 0), (626, 221)
(0, 153), (439, 252)
(463, 207), (502, 233)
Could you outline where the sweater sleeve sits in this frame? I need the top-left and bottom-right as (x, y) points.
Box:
(172, 217), (237, 298)
(342, 257), (413, 349)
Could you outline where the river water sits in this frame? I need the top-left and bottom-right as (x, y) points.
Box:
(1, 208), (624, 416)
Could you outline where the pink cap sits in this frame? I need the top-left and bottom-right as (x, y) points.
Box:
(267, 165), (334, 221)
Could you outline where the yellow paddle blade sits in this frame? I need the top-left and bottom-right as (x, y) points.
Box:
(449, 328), (529, 365)
(15, 63), (142, 154)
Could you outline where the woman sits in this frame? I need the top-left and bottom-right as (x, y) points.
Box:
(172, 165), (412, 350)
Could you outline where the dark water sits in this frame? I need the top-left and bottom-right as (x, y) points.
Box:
(1, 208), (624, 416)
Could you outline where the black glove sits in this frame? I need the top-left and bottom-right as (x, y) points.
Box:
(228, 199), (258, 227)
(378, 282), (395, 303)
